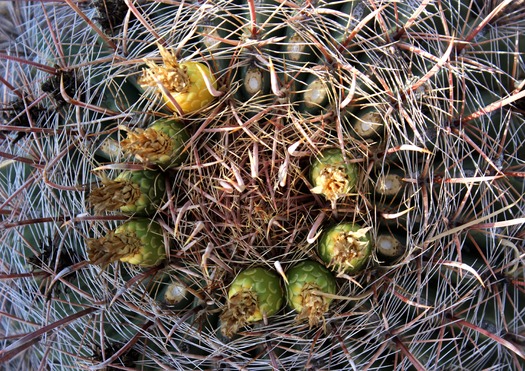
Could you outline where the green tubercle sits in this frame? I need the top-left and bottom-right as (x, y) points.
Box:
(220, 267), (283, 338)
(88, 170), (166, 215)
(121, 118), (190, 169)
(87, 219), (166, 268)
(286, 260), (337, 329)
(309, 148), (359, 207)
(318, 222), (372, 275)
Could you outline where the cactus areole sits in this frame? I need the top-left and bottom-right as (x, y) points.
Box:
(138, 45), (217, 114)
(220, 267), (283, 337)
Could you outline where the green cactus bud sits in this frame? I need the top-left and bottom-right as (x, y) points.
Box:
(87, 219), (166, 268)
(375, 232), (406, 262)
(88, 170), (165, 215)
(309, 148), (359, 207)
(286, 260), (337, 328)
(318, 222), (372, 275)
(374, 168), (406, 200)
(121, 118), (190, 169)
(345, 106), (385, 140)
(220, 267), (283, 338)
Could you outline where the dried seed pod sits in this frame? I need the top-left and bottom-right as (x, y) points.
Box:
(286, 260), (337, 328)
(220, 267), (284, 338)
(318, 222), (372, 275)
(88, 170), (166, 215)
(87, 219), (166, 268)
(121, 118), (190, 169)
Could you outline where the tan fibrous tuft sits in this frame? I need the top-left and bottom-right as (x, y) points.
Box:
(138, 45), (190, 93)
(88, 179), (140, 213)
(310, 166), (352, 204)
(296, 283), (329, 329)
(87, 230), (141, 268)
(220, 290), (258, 338)
(121, 128), (173, 163)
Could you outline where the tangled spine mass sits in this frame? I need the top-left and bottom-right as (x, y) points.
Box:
(0, 0), (524, 370)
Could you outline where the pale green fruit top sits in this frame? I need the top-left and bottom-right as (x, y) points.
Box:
(318, 222), (372, 275)
(286, 260), (337, 328)
(228, 267), (283, 320)
(309, 148), (359, 207)
(221, 267), (283, 337)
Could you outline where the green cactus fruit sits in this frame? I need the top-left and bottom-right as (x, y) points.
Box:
(318, 222), (372, 275)
(309, 148), (359, 207)
(88, 170), (166, 215)
(87, 219), (165, 268)
(138, 45), (217, 115)
(3, 0), (525, 369)
(286, 260), (337, 329)
(220, 267), (283, 338)
(121, 118), (190, 169)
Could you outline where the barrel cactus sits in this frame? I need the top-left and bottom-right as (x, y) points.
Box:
(1, 0), (524, 370)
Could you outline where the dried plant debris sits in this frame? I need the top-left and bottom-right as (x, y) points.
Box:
(92, 0), (130, 35)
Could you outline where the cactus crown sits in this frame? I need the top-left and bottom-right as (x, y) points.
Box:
(1, 0), (524, 370)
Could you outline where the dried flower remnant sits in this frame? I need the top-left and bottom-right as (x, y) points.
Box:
(88, 170), (166, 215)
(120, 119), (189, 169)
(286, 260), (337, 329)
(309, 148), (359, 207)
(138, 45), (217, 114)
(318, 222), (372, 275)
(220, 267), (283, 338)
(87, 219), (166, 268)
